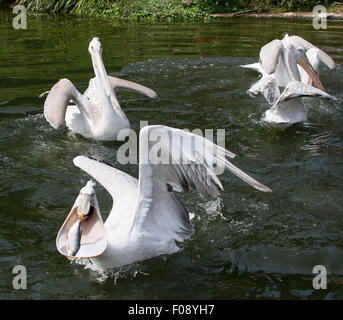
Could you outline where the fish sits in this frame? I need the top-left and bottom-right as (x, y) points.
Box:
(67, 219), (82, 257)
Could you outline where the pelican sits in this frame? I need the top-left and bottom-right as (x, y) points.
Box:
(262, 81), (336, 130)
(241, 34), (335, 91)
(43, 37), (157, 141)
(241, 35), (336, 129)
(57, 125), (272, 271)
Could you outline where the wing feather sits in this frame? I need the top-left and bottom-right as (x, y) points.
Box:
(73, 156), (138, 206)
(276, 81), (336, 104)
(259, 39), (283, 74)
(133, 126), (271, 241)
(44, 78), (91, 129)
(108, 76), (157, 99)
(317, 49), (336, 70)
(247, 76), (281, 105)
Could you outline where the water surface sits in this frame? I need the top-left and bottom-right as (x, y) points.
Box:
(0, 9), (343, 299)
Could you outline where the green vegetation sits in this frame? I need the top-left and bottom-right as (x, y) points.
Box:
(0, 0), (338, 21)
(14, 0), (208, 21)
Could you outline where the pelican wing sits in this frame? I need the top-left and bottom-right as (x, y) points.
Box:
(289, 35), (336, 70)
(317, 49), (336, 70)
(108, 76), (157, 99)
(240, 62), (264, 74)
(259, 39), (283, 74)
(44, 78), (90, 129)
(73, 156), (138, 207)
(273, 81), (336, 109)
(247, 76), (280, 105)
(132, 125), (271, 241)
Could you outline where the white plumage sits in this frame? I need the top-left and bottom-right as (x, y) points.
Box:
(241, 34), (336, 129)
(69, 125), (271, 271)
(43, 37), (157, 141)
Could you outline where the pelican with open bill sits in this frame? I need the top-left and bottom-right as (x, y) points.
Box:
(56, 126), (271, 271)
(56, 180), (107, 259)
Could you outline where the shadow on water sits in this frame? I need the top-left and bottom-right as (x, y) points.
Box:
(0, 9), (343, 299)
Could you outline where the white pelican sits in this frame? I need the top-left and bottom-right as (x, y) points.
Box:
(57, 125), (272, 271)
(259, 34), (331, 90)
(242, 34), (335, 91)
(43, 37), (157, 141)
(262, 81), (336, 130)
(241, 35), (336, 129)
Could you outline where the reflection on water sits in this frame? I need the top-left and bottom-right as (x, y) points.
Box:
(0, 8), (343, 299)
(301, 128), (335, 156)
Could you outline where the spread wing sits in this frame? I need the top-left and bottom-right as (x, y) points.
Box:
(73, 156), (138, 211)
(240, 62), (265, 74)
(108, 76), (157, 99)
(44, 78), (91, 129)
(132, 125), (271, 242)
(259, 39), (283, 74)
(272, 81), (336, 111)
(247, 76), (281, 105)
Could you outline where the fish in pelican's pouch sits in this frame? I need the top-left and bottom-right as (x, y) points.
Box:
(67, 219), (82, 256)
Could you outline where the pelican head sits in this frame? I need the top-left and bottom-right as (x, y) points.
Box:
(56, 178), (107, 259)
(293, 45), (326, 91)
(88, 37), (112, 98)
(77, 180), (97, 220)
(88, 37), (103, 55)
(282, 38), (325, 91)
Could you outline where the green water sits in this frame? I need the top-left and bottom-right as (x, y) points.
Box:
(0, 9), (343, 299)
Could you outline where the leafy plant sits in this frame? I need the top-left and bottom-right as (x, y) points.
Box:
(13, 0), (338, 21)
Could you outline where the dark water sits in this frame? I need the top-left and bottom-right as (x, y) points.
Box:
(0, 8), (343, 300)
